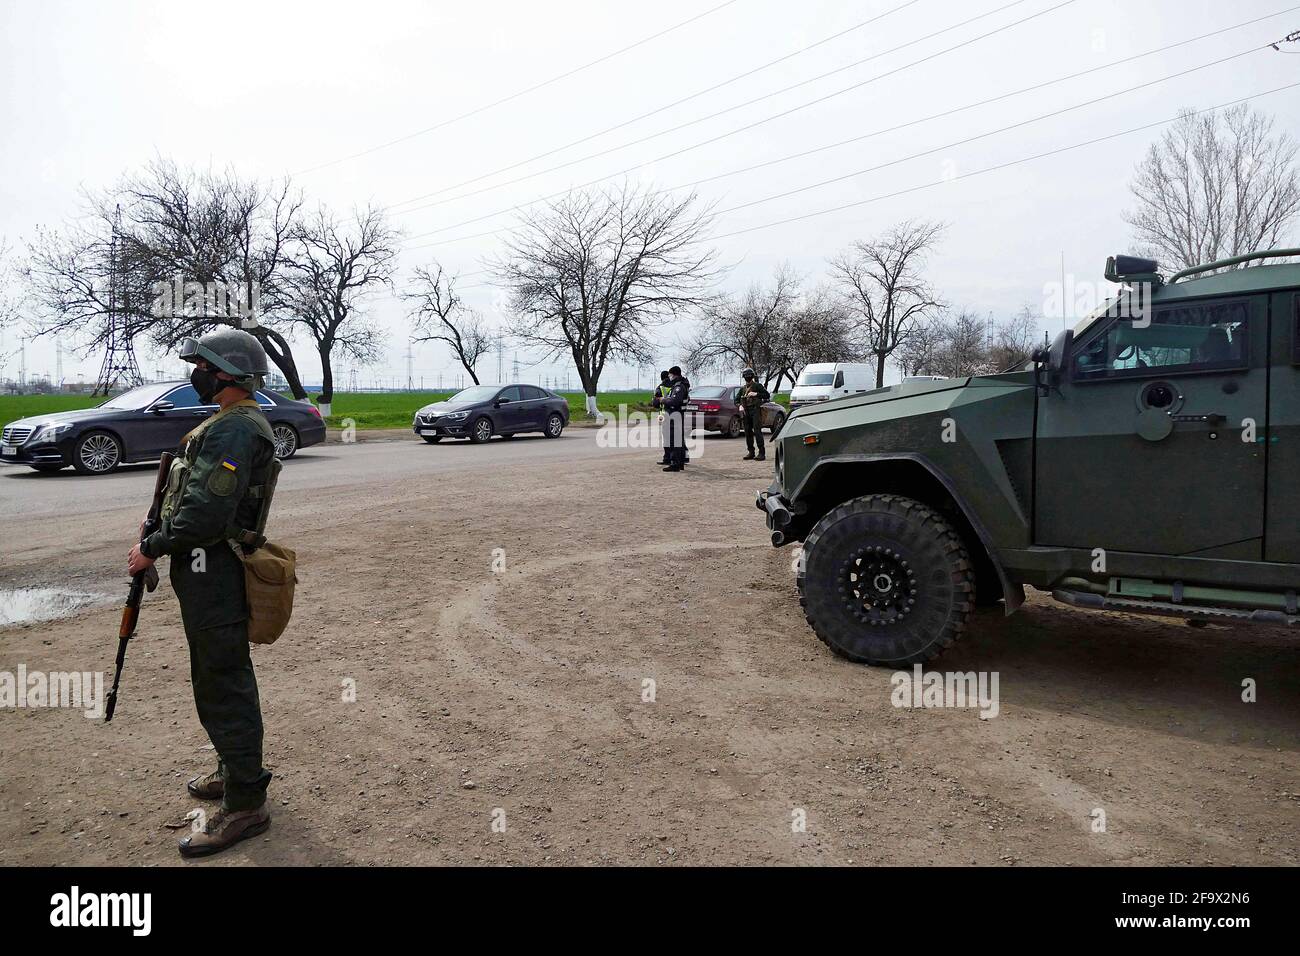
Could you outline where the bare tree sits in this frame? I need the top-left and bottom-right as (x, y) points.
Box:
(829, 220), (945, 388)
(282, 204), (399, 414)
(23, 160), (310, 395)
(0, 237), (24, 331)
(1124, 104), (1300, 271)
(404, 262), (494, 385)
(988, 305), (1042, 372)
(773, 285), (856, 392)
(495, 183), (720, 417)
(685, 265), (799, 387)
(933, 310), (993, 377)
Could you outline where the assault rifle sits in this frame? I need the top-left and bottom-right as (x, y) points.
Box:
(104, 451), (174, 722)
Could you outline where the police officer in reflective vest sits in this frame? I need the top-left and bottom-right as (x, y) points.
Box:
(127, 327), (278, 857)
(651, 370), (672, 465)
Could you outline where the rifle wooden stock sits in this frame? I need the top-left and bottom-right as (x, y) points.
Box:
(104, 451), (175, 723)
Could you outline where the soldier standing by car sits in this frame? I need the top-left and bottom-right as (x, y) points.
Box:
(662, 365), (690, 472)
(738, 368), (770, 461)
(651, 370), (672, 466)
(126, 328), (278, 858)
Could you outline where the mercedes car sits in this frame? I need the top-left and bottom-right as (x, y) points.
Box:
(0, 381), (326, 475)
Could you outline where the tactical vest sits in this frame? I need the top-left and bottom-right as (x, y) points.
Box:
(160, 399), (280, 549)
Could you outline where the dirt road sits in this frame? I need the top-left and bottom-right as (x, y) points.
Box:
(1, 431), (1296, 865)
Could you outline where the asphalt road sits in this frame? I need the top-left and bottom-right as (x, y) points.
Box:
(0, 427), (666, 519)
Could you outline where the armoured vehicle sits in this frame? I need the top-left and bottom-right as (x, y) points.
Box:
(758, 249), (1300, 665)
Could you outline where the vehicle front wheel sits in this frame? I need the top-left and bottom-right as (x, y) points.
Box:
(469, 416), (493, 443)
(71, 431), (122, 475)
(797, 494), (974, 666)
(271, 423), (299, 459)
(724, 415), (742, 438)
(543, 413), (564, 438)
(422, 435), (442, 444)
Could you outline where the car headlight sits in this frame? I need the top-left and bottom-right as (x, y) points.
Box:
(34, 422), (73, 442)
(443, 411), (469, 421)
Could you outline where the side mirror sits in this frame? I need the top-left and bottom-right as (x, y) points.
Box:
(495, 398), (509, 406)
(149, 401), (175, 414)
(1034, 330), (1073, 395)
(1048, 329), (1073, 375)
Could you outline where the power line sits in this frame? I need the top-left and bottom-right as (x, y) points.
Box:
(384, 0), (931, 211)
(387, 0), (1060, 216)
(709, 81), (1300, 240)
(708, 43), (1273, 219)
(293, 0), (746, 176)
(400, 8), (1297, 245)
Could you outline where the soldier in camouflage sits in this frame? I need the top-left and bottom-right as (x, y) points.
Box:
(126, 327), (279, 858)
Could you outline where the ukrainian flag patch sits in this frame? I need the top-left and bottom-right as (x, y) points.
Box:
(221, 457), (239, 472)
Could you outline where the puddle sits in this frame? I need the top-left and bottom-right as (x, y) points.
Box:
(0, 588), (110, 627)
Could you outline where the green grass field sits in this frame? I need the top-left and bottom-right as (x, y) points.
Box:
(1, 388), (791, 431)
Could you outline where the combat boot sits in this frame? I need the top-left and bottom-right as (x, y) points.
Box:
(186, 769), (224, 801)
(743, 451), (755, 460)
(178, 804), (270, 858)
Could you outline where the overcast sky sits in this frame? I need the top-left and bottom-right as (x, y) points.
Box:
(2, 0), (1298, 390)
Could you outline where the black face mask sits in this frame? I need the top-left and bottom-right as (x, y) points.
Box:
(190, 366), (222, 405)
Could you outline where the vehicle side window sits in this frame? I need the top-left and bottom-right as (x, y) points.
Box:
(498, 386), (523, 402)
(1073, 297), (1250, 381)
(254, 391), (275, 406)
(833, 371), (844, 388)
(164, 385), (202, 407)
(521, 386), (545, 400)
(732, 388), (741, 401)
(1293, 294), (1300, 365)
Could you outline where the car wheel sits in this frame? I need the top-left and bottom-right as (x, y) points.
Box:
(798, 494), (974, 666)
(543, 412), (564, 438)
(469, 416), (493, 443)
(30, 463), (65, 473)
(769, 413), (786, 436)
(72, 431), (123, 475)
(725, 415), (742, 438)
(271, 423), (299, 459)
(422, 435), (442, 444)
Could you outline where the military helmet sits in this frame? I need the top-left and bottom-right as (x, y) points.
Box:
(179, 327), (268, 389)
(742, 367), (756, 379)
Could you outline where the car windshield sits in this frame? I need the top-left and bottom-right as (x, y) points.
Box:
(797, 372), (834, 386)
(446, 386), (499, 404)
(691, 386), (727, 399)
(98, 383), (175, 409)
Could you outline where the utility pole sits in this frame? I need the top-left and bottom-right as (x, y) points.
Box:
(405, 341), (414, 391)
(94, 203), (144, 396)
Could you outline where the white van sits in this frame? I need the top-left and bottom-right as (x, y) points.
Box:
(789, 363), (874, 410)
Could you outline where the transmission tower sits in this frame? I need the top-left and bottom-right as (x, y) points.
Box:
(94, 204), (144, 396)
(405, 341), (414, 390)
(511, 353), (520, 384)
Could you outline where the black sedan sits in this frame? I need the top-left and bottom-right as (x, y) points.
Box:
(0, 381), (326, 475)
(412, 384), (569, 443)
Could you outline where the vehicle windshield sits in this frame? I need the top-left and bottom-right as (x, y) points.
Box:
(691, 386), (727, 399)
(797, 372), (834, 386)
(446, 386), (500, 404)
(98, 383), (175, 410)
